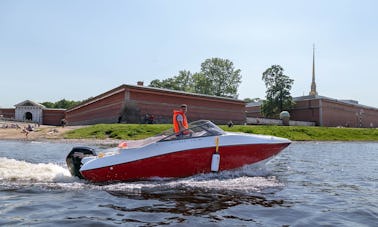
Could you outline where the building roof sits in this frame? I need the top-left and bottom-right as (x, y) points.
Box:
(246, 95), (377, 110)
(125, 84), (245, 102)
(14, 100), (46, 108)
(294, 95), (378, 110)
(67, 83), (246, 112)
(246, 101), (263, 107)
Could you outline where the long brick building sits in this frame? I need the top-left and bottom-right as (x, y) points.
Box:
(246, 96), (378, 127)
(65, 83), (246, 125)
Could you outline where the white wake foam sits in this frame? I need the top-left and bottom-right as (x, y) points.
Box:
(0, 157), (74, 183)
(170, 176), (283, 192)
(0, 157), (283, 193)
(101, 170), (283, 193)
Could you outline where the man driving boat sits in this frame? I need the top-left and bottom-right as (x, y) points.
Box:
(173, 104), (193, 137)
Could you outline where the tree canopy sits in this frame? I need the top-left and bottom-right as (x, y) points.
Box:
(149, 58), (242, 98)
(261, 65), (294, 118)
(150, 70), (194, 92)
(41, 99), (83, 109)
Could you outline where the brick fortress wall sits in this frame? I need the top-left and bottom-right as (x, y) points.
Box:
(65, 85), (246, 126)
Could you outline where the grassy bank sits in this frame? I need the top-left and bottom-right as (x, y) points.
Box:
(222, 125), (378, 141)
(64, 124), (172, 140)
(64, 124), (378, 141)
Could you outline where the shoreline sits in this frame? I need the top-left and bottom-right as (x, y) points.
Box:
(0, 124), (122, 146)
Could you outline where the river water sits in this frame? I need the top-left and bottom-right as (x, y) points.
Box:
(0, 140), (377, 226)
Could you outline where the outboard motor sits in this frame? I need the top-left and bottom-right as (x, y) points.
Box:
(66, 147), (96, 179)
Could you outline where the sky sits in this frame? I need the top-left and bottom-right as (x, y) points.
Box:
(1, 0), (377, 108)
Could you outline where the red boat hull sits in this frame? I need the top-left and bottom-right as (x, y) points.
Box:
(81, 143), (290, 183)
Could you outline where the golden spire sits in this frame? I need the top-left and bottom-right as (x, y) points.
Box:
(309, 44), (318, 96)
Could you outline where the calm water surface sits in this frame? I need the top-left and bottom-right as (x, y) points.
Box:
(0, 140), (377, 226)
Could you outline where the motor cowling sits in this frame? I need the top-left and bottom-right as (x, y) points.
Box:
(66, 147), (96, 179)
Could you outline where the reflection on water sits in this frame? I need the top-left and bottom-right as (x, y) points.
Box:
(99, 179), (288, 225)
(106, 188), (287, 215)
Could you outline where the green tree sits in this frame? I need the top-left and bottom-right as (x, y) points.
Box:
(192, 72), (210, 94)
(41, 99), (82, 109)
(149, 79), (164, 88)
(148, 58), (242, 98)
(41, 101), (54, 108)
(200, 58), (241, 98)
(149, 70), (193, 91)
(149, 78), (176, 90)
(174, 70), (194, 92)
(261, 65), (294, 118)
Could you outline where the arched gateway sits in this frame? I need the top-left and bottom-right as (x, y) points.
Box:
(15, 100), (44, 124)
(25, 112), (33, 121)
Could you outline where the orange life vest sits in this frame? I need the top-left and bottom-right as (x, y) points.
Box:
(173, 110), (188, 133)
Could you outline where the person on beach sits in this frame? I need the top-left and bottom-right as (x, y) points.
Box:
(21, 126), (30, 138)
(61, 118), (67, 127)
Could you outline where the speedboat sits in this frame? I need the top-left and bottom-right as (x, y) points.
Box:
(66, 120), (290, 183)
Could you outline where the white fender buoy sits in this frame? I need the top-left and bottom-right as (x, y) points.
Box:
(211, 153), (220, 172)
(211, 136), (220, 172)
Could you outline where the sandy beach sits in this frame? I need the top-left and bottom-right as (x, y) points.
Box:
(0, 122), (76, 140)
(0, 121), (126, 146)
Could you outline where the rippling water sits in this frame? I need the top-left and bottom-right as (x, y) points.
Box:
(0, 140), (377, 226)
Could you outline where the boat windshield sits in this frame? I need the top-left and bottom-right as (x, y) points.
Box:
(159, 120), (225, 142)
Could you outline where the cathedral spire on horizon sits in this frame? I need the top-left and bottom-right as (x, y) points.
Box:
(309, 44), (318, 96)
